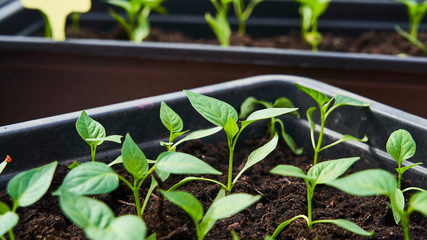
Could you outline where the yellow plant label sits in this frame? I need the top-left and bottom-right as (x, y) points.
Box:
(21, 0), (91, 41)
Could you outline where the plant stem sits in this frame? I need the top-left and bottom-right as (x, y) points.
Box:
(269, 118), (276, 139)
(8, 230), (15, 240)
(306, 181), (314, 230)
(401, 212), (411, 240)
(133, 179), (142, 217)
(398, 172), (402, 190)
(91, 145), (97, 162)
(313, 117), (325, 165)
(168, 177), (227, 192)
(227, 142), (235, 193)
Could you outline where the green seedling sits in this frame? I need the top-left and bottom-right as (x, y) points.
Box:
(160, 102), (222, 151)
(0, 161), (57, 240)
(20, 0), (91, 41)
(206, 0), (232, 47)
(386, 129), (422, 189)
(58, 190), (155, 240)
(394, 0), (427, 55)
(176, 90), (297, 194)
(295, 83), (369, 165)
(76, 110), (123, 163)
(293, 0), (331, 51)
(0, 156), (12, 175)
(232, 0), (264, 36)
(327, 169), (427, 240)
(106, 0), (167, 43)
(57, 133), (221, 218)
(269, 157), (374, 238)
(161, 188), (261, 240)
(239, 96), (302, 155)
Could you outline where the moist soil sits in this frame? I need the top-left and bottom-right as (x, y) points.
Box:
(66, 26), (427, 56)
(1, 136), (426, 240)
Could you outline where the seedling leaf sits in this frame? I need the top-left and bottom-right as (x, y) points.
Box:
(160, 102), (183, 133)
(122, 134), (148, 180)
(86, 215), (146, 240)
(316, 219), (374, 236)
(86, 135), (122, 144)
(76, 110), (106, 146)
(172, 126), (222, 149)
(224, 116), (239, 142)
(329, 95), (370, 112)
(156, 152), (221, 175)
(270, 165), (314, 180)
(391, 188), (404, 224)
(0, 201), (10, 214)
(409, 191), (427, 217)
(327, 169), (397, 197)
(320, 135), (368, 151)
(208, 193), (261, 220)
(56, 162), (118, 195)
(295, 83), (329, 108)
(386, 129), (416, 166)
(7, 161), (57, 207)
(239, 97), (259, 119)
(308, 157), (359, 184)
(160, 190), (204, 224)
(184, 90), (238, 128)
(0, 211), (19, 236)
(242, 108), (298, 125)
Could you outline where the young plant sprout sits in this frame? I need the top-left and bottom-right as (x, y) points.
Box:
(239, 96), (302, 155)
(327, 169), (427, 240)
(232, 0), (264, 36)
(293, 0), (331, 51)
(295, 83), (369, 165)
(0, 161), (57, 240)
(174, 90), (297, 194)
(386, 129), (422, 189)
(106, 0), (167, 43)
(20, 0), (91, 41)
(76, 110), (123, 162)
(206, 0), (232, 47)
(57, 190), (155, 240)
(269, 157), (374, 238)
(0, 155), (12, 175)
(161, 189), (261, 240)
(395, 0), (427, 55)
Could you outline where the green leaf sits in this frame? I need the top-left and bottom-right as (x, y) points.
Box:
(105, 0), (133, 12)
(161, 190), (204, 224)
(135, 13), (150, 42)
(76, 110), (106, 146)
(409, 190), (427, 217)
(146, 233), (157, 240)
(320, 134), (368, 151)
(242, 108), (299, 125)
(0, 201), (10, 214)
(86, 135), (123, 144)
(86, 215), (146, 240)
(239, 97), (260, 119)
(0, 211), (19, 236)
(122, 134), (148, 180)
(200, 189), (227, 236)
(68, 161), (80, 169)
(59, 191), (114, 229)
(234, 134), (279, 185)
(306, 107), (317, 149)
(308, 157), (359, 184)
(160, 102), (184, 133)
(391, 188), (404, 224)
(108, 155), (123, 167)
(326, 169), (397, 197)
(396, 162), (423, 174)
(171, 130), (189, 141)
(270, 165), (315, 180)
(316, 219), (374, 236)
(224, 116), (239, 143)
(331, 95), (370, 110)
(156, 152), (221, 175)
(295, 83), (330, 108)
(208, 193), (261, 220)
(184, 90), (238, 128)
(386, 129), (416, 166)
(57, 162), (118, 195)
(273, 97), (300, 118)
(7, 161), (57, 207)
(171, 126), (222, 149)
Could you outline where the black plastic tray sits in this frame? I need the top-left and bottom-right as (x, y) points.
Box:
(1, 75), (426, 189)
(0, 0), (427, 124)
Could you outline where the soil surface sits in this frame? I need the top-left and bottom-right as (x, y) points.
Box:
(1, 135), (426, 240)
(66, 26), (427, 56)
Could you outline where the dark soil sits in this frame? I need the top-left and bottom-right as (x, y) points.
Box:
(66, 26), (427, 56)
(1, 136), (426, 239)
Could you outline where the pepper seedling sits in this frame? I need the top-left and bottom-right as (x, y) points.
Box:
(20, 0), (91, 41)
(293, 0), (331, 51)
(0, 155), (12, 175)
(106, 0), (167, 43)
(327, 169), (427, 240)
(0, 161), (57, 240)
(161, 188), (261, 240)
(239, 96), (302, 155)
(206, 0), (232, 47)
(58, 190), (155, 240)
(269, 157), (374, 238)
(295, 83), (369, 165)
(76, 110), (123, 163)
(174, 90), (297, 194)
(386, 129), (422, 190)
(232, 0), (264, 36)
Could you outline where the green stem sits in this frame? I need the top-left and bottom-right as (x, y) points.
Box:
(91, 144), (97, 162)
(133, 179), (142, 217)
(1, 235), (6, 240)
(227, 142), (235, 193)
(271, 215), (309, 238)
(313, 117), (325, 165)
(269, 118), (276, 139)
(168, 177), (227, 192)
(8, 230), (15, 240)
(141, 182), (156, 216)
(306, 182), (314, 230)
(401, 212), (411, 240)
(398, 172), (402, 190)
(311, 20), (319, 52)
